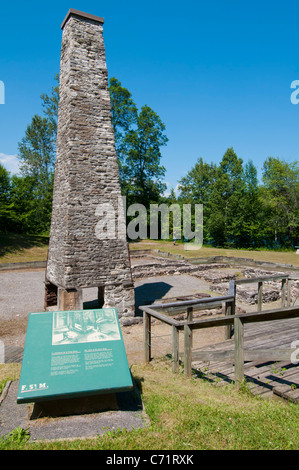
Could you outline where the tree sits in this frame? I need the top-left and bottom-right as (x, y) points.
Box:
(109, 77), (137, 152)
(108, 77), (138, 195)
(121, 104), (168, 207)
(9, 175), (41, 233)
(178, 157), (217, 204)
(178, 157), (217, 242)
(261, 157), (299, 247)
(0, 164), (12, 232)
(18, 115), (56, 185)
(241, 160), (262, 247)
(207, 147), (245, 246)
(177, 149), (265, 247)
(17, 85), (57, 233)
(108, 78), (168, 207)
(40, 74), (59, 137)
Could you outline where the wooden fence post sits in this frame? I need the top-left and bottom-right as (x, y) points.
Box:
(287, 279), (292, 307)
(234, 316), (244, 387)
(257, 281), (263, 312)
(184, 323), (192, 378)
(172, 325), (179, 373)
(224, 301), (233, 339)
(143, 311), (151, 363)
(226, 281), (236, 340)
(187, 306), (193, 346)
(281, 278), (287, 308)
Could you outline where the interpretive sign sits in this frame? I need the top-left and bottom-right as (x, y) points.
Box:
(17, 308), (133, 404)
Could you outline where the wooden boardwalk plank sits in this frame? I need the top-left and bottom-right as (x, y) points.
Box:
(192, 316), (299, 402)
(3, 346), (23, 364)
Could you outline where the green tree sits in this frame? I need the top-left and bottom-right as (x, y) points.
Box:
(40, 74), (59, 137)
(178, 157), (217, 205)
(108, 77), (138, 194)
(12, 75), (59, 234)
(207, 147), (245, 246)
(109, 77), (137, 154)
(237, 160), (262, 247)
(108, 78), (168, 207)
(0, 164), (12, 232)
(18, 115), (55, 185)
(178, 157), (217, 242)
(121, 104), (168, 207)
(17, 92), (57, 232)
(261, 157), (299, 247)
(8, 175), (40, 232)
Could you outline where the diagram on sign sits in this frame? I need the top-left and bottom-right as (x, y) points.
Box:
(52, 308), (121, 345)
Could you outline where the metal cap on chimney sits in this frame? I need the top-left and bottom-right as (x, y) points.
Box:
(61, 8), (104, 29)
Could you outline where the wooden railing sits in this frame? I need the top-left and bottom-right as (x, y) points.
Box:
(188, 307), (299, 385)
(141, 294), (235, 374)
(229, 274), (292, 312)
(140, 278), (299, 387)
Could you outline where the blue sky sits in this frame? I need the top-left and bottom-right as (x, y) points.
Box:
(1, 0), (299, 193)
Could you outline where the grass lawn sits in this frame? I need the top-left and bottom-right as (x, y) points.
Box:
(1, 234), (299, 267)
(130, 239), (299, 267)
(0, 233), (49, 264)
(0, 362), (298, 450)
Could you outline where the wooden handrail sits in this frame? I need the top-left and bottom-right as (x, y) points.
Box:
(142, 298), (299, 386)
(234, 274), (289, 285)
(230, 275), (292, 312)
(141, 295), (236, 373)
(140, 294), (234, 310)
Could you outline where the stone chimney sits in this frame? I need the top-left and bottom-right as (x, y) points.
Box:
(45, 9), (135, 320)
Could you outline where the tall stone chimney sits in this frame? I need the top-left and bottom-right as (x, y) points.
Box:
(45, 9), (134, 320)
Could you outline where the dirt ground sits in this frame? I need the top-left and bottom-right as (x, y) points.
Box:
(0, 267), (231, 364)
(0, 263), (292, 366)
(122, 321), (226, 365)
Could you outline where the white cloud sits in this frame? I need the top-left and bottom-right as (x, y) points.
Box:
(0, 153), (21, 175)
(163, 181), (171, 197)
(162, 182), (181, 198)
(174, 183), (180, 194)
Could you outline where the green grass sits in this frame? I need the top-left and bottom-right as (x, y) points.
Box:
(0, 364), (21, 395)
(130, 239), (299, 267)
(0, 233), (49, 264)
(0, 363), (298, 450)
(1, 234), (299, 267)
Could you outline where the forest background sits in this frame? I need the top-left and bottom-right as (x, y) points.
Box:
(0, 76), (298, 250)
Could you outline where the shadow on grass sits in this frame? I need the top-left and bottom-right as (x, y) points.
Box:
(0, 233), (49, 259)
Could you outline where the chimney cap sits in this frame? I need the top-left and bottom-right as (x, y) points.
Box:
(61, 9), (104, 29)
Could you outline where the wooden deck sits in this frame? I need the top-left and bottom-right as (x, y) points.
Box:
(3, 346), (23, 364)
(192, 317), (299, 402)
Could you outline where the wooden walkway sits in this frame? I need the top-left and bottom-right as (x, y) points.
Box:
(3, 346), (23, 364)
(192, 317), (299, 402)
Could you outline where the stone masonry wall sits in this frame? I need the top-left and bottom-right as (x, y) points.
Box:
(45, 11), (134, 317)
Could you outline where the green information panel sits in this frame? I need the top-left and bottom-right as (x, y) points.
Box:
(17, 308), (133, 404)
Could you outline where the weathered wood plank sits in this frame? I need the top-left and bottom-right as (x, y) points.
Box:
(257, 281), (263, 312)
(234, 316), (244, 385)
(191, 348), (296, 363)
(192, 350), (235, 361)
(141, 295), (234, 310)
(141, 306), (180, 326)
(143, 311), (151, 363)
(243, 348), (296, 362)
(234, 275), (289, 285)
(172, 325), (179, 374)
(4, 346), (23, 363)
(184, 323), (192, 378)
(274, 385), (299, 403)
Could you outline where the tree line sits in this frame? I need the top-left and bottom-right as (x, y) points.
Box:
(0, 76), (298, 249)
(177, 150), (299, 249)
